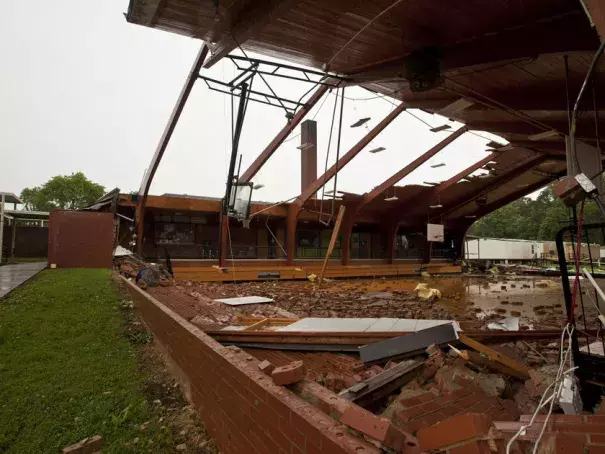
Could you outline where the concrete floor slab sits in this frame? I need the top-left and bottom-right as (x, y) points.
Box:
(0, 262), (46, 299)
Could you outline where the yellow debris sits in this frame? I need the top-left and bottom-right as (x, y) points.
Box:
(414, 283), (442, 300)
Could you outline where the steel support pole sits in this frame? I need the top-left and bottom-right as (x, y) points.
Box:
(220, 83), (250, 267)
(135, 44), (209, 256)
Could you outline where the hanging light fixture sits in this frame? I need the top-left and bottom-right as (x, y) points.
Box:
(384, 187), (398, 202)
(430, 163), (446, 168)
(430, 125), (450, 133)
(351, 117), (371, 128)
(368, 147), (386, 154)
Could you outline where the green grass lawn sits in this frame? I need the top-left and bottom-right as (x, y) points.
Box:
(0, 269), (194, 453)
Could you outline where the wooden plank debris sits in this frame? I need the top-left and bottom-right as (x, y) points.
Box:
(318, 205), (346, 285)
(359, 323), (458, 364)
(340, 360), (422, 409)
(243, 318), (270, 331)
(449, 344), (527, 380)
(458, 333), (531, 378)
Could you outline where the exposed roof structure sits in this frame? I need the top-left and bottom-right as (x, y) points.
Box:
(125, 0), (605, 263)
(0, 193), (23, 205)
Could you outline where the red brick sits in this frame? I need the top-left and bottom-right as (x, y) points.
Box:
(397, 405), (427, 422)
(258, 359), (275, 375)
(591, 434), (605, 444)
(400, 397), (424, 408)
(341, 404), (415, 451)
(279, 418), (306, 452)
(586, 416), (605, 424)
(420, 400), (441, 414)
(589, 447), (605, 454)
(448, 440), (492, 454)
(417, 392), (437, 403)
(417, 413), (493, 451)
(540, 433), (586, 454)
(271, 361), (306, 386)
(422, 411), (446, 426)
(554, 423), (605, 433)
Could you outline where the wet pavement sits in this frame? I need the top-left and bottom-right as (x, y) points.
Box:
(0, 262), (46, 298)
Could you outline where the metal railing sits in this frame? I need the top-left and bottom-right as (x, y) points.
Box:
(556, 222), (605, 410)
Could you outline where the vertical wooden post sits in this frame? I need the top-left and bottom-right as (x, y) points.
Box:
(318, 205), (346, 284)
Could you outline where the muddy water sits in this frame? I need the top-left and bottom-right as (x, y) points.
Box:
(321, 275), (569, 327)
(436, 277), (565, 326)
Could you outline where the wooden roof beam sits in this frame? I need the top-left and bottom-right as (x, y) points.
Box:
(357, 126), (467, 212)
(460, 172), (564, 225)
(436, 154), (549, 221)
(585, 0), (605, 41)
(342, 11), (597, 85)
(293, 102), (407, 209)
(389, 151), (500, 223)
(203, 0), (300, 68)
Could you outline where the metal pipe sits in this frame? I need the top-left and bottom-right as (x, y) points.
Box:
(223, 83), (249, 216)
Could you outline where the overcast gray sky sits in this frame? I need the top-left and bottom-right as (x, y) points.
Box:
(1, 0), (506, 204)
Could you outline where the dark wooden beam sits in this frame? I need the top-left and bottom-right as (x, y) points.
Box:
(585, 0), (605, 41)
(358, 127), (467, 211)
(239, 84), (329, 183)
(136, 44), (209, 255)
(285, 102), (407, 264)
(343, 10), (597, 85)
(295, 102), (407, 208)
(389, 151), (499, 223)
(203, 0), (299, 68)
(436, 154), (549, 220)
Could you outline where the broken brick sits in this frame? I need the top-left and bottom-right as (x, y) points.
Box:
(271, 360), (305, 386)
(341, 404), (419, 452)
(258, 359), (275, 375)
(417, 413), (493, 451)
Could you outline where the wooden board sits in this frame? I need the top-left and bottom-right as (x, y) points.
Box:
(458, 333), (531, 378)
(318, 205), (346, 285)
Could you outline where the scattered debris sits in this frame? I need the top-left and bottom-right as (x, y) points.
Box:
(62, 435), (103, 454)
(359, 323), (458, 363)
(340, 360), (422, 409)
(340, 404), (419, 452)
(458, 333), (531, 379)
(487, 316), (520, 331)
(215, 296), (274, 306)
(258, 359), (275, 375)
(271, 360), (305, 385)
(414, 283), (441, 301)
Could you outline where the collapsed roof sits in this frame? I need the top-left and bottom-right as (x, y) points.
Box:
(125, 0), (605, 227)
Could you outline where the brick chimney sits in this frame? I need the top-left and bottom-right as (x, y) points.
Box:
(300, 120), (317, 197)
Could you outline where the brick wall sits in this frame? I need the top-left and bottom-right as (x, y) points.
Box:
(122, 277), (379, 454)
(48, 211), (114, 268)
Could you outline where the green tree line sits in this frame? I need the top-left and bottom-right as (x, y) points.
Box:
(20, 172), (105, 211)
(468, 186), (604, 242)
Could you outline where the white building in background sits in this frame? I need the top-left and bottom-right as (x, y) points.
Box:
(464, 236), (600, 262)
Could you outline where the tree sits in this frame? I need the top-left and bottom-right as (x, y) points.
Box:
(20, 173), (105, 211)
(467, 184), (605, 242)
